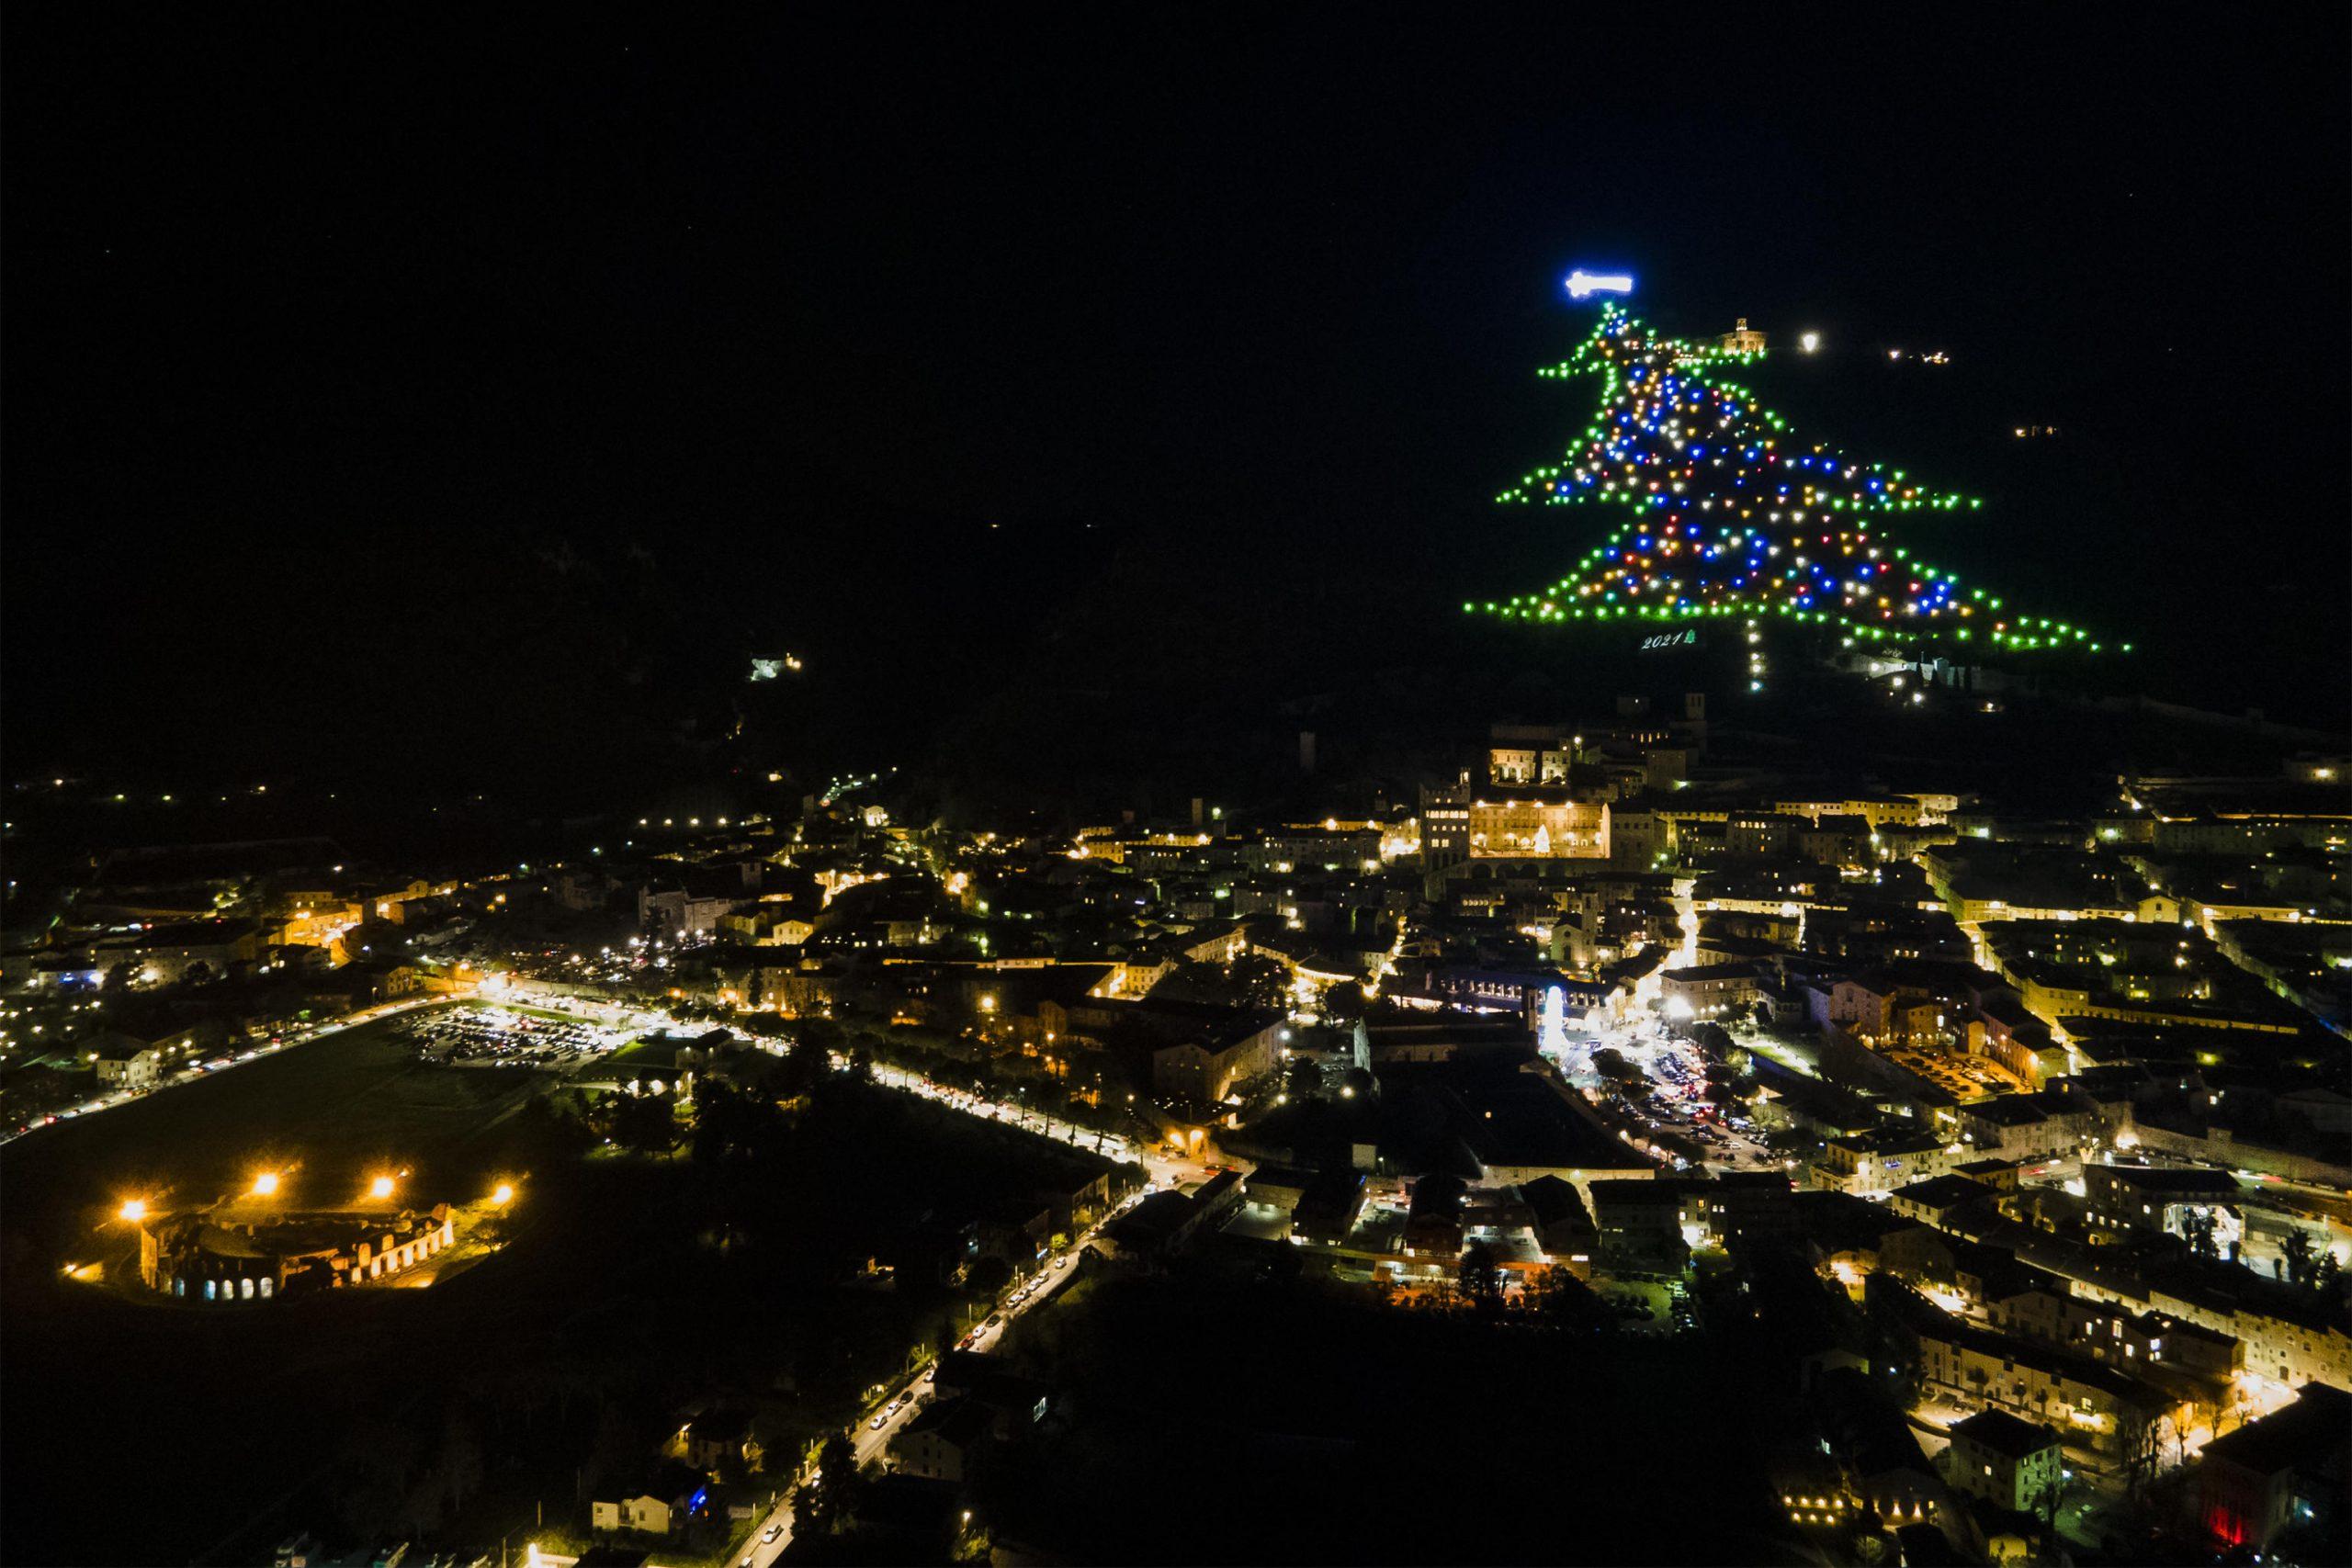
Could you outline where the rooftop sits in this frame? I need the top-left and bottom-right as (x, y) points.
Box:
(2199, 1382), (2352, 1478)
(1891, 1175), (1993, 1213)
(2088, 1163), (2241, 1196)
(1950, 1407), (2062, 1461)
(902, 1395), (999, 1450)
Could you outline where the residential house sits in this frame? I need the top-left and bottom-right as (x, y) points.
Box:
(1403, 1173), (1466, 1258)
(1885, 1175), (1996, 1231)
(1291, 1168), (1368, 1244)
(1939, 1408), (2064, 1515)
(1815, 1127), (1970, 1196)
(669, 1406), (762, 1477)
(1701, 1170), (1797, 1246)
(590, 1462), (705, 1537)
(1590, 1179), (1690, 1273)
(89, 1032), (166, 1091)
(891, 1396), (998, 1483)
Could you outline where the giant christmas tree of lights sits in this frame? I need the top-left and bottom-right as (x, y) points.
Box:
(1469, 300), (2120, 656)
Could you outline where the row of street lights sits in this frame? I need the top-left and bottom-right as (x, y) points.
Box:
(114, 1172), (517, 1225)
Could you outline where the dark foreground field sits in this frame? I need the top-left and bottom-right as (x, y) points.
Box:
(980, 1269), (1791, 1565)
(0, 1028), (1116, 1565)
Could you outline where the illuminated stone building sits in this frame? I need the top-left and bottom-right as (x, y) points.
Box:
(1420, 780), (1611, 869)
(1149, 1012), (1284, 1103)
(1471, 792), (1610, 859)
(1815, 1127), (1970, 1196)
(1986, 1281), (2244, 1384)
(1659, 961), (1765, 1019)
(1913, 1314), (2184, 1462)
(137, 1203), (457, 1302)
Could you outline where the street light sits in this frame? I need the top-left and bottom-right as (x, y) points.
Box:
(118, 1199), (147, 1224)
(251, 1171), (280, 1197)
(492, 1182), (515, 1205)
(370, 1175), (397, 1200)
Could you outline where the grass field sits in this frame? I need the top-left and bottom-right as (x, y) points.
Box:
(0, 1003), (548, 1260)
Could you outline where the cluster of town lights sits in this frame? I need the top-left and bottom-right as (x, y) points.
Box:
(1470, 301), (2120, 654)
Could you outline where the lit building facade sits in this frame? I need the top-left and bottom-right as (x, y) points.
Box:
(137, 1204), (458, 1303)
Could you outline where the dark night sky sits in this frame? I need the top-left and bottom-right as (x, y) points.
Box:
(6, 11), (2347, 799)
